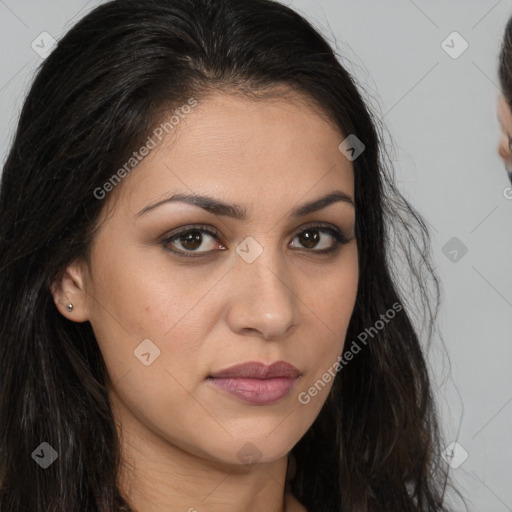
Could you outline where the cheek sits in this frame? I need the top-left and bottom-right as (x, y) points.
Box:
(86, 254), (230, 456)
(287, 252), (358, 423)
(85, 241), (227, 391)
(296, 246), (359, 376)
(310, 245), (358, 329)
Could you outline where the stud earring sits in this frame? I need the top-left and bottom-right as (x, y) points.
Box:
(67, 303), (74, 312)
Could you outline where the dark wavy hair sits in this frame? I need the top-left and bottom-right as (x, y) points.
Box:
(0, 0), (460, 510)
(499, 14), (512, 107)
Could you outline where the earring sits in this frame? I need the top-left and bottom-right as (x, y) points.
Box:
(67, 303), (74, 312)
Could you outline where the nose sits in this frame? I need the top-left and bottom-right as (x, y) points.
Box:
(498, 138), (510, 161)
(225, 244), (298, 341)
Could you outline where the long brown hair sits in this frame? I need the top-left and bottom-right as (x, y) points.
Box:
(0, 0), (461, 510)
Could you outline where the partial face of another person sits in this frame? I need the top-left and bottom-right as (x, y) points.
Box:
(54, 90), (359, 468)
(497, 93), (512, 183)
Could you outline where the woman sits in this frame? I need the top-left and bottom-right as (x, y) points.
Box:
(0, 0), (459, 510)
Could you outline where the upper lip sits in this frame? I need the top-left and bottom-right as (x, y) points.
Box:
(209, 361), (301, 379)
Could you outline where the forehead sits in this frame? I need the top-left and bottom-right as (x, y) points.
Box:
(111, 91), (355, 223)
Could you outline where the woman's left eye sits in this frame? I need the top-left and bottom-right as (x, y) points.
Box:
(161, 223), (352, 258)
(289, 226), (349, 252)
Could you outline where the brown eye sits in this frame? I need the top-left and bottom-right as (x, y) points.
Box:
(162, 223), (352, 259)
(178, 230), (203, 251)
(162, 226), (225, 257)
(296, 229), (321, 249)
(290, 224), (352, 253)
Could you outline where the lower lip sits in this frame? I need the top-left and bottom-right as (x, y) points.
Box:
(207, 376), (297, 405)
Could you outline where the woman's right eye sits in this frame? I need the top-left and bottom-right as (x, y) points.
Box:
(162, 227), (226, 258)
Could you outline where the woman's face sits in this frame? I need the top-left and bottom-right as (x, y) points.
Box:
(497, 93), (512, 180)
(56, 91), (358, 468)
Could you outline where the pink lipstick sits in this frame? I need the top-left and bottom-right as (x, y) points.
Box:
(208, 360), (301, 405)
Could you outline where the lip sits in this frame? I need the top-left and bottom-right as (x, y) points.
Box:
(209, 360), (301, 379)
(207, 361), (301, 405)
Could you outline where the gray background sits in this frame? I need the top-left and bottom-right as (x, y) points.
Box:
(1, 1), (511, 510)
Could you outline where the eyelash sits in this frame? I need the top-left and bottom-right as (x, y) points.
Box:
(160, 222), (353, 259)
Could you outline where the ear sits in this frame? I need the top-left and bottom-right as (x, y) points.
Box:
(50, 261), (90, 322)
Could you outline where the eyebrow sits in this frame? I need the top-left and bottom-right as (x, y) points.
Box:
(134, 190), (354, 220)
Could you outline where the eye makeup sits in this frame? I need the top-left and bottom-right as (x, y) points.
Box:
(160, 221), (354, 259)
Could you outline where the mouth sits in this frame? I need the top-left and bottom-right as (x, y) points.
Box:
(207, 360), (301, 405)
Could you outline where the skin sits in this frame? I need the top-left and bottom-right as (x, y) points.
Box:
(497, 92), (512, 176)
(51, 90), (359, 512)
